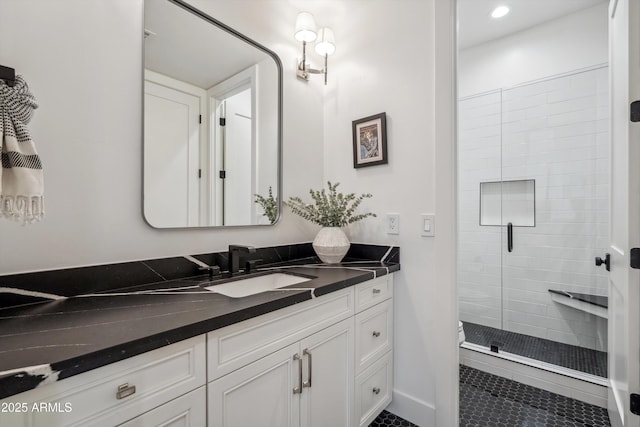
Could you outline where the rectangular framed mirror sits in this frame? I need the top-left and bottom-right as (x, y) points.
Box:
(143, 0), (282, 228)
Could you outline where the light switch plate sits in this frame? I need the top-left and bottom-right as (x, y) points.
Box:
(421, 214), (435, 237)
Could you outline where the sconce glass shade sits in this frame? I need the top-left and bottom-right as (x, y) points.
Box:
(294, 12), (317, 42)
(315, 27), (336, 56)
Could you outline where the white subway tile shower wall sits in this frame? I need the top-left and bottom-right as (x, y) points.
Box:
(458, 67), (609, 351)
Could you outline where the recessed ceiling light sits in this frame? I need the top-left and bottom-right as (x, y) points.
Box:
(491, 5), (510, 18)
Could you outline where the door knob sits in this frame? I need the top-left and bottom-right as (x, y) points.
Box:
(595, 253), (610, 271)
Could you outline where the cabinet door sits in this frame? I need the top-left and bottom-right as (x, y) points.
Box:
(208, 343), (300, 427)
(299, 318), (354, 427)
(118, 386), (206, 427)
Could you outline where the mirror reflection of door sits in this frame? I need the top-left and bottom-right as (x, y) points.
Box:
(144, 76), (201, 227)
(209, 66), (257, 226)
(217, 90), (254, 226)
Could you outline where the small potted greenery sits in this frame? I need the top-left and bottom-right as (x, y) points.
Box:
(254, 186), (278, 224)
(287, 181), (376, 263)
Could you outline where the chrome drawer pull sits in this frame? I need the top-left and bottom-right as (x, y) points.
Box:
(372, 288), (381, 294)
(293, 354), (303, 394)
(303, 348), (312, 388)
(116, 383), (136, 400)
(372, 331), (381, 338)
(372, 387), (381, 395)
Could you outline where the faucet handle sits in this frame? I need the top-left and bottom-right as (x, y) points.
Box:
(229, 244), (256, 253)
(244, 259), (262, 273)
(199, 265), (221, 278)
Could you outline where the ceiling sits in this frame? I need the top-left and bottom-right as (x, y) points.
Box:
(144, 0), (270, 89)
(457, 0), (607, 50)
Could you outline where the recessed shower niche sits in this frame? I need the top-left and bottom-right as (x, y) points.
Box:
(480, 179), (535, 227)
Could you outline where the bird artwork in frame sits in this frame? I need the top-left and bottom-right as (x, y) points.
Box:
(352, 112), (387, 168)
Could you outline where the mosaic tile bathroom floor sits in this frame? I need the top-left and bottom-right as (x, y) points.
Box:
(369, 410), (418, 427)
(460, 365), (611, 427)
(369, 365), (610, 426)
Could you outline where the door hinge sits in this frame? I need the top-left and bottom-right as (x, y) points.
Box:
(198, 169), (202, 179)
(631, 248), (640, 269)
(631, 393), (640, 415)
(219, 117), (226, 126)
(631, 100), (640, 122)
(219, 170), (226, 179)
(199, 114), (202, 124)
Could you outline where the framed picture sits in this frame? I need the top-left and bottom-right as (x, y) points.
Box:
(352, 112), (387, 168)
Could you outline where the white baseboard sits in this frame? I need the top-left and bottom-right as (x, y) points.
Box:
(385, 389), (436, 427)
(460, 345), (608, 408)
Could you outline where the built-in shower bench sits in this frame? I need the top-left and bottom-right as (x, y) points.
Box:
(548, 289), (608, 319)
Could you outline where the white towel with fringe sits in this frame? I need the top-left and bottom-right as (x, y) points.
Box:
(0, 75), (44, 224)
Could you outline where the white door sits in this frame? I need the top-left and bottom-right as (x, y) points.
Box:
(207, 343), (300, 427)
(222, 88), (254, 226)
(299, 318), (354, 427)
(144, 81), (200, 227)
(608, 0), (640, 425)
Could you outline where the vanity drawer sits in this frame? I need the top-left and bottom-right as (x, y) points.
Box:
(118, 385), (206, 427)
(355, 298), (393, 374)
(0, 335), (206, 427)
(354, 350), (393, 427)
(207, 287), (354, 381)
(355, 275), (393, 313)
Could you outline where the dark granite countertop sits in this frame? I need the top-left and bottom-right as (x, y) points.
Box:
(0, 244), (399, 400)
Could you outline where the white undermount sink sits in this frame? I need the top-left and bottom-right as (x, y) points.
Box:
(204, 273), (312, 298)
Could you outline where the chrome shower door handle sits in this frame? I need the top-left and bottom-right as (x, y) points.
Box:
(507, 222), (513, 253)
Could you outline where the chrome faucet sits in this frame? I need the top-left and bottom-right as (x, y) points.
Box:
(228, 245), (256, 274)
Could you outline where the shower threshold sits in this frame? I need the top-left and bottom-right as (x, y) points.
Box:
(462, 322), (607, 378)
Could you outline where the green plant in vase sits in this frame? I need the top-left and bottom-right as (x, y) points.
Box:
(287, 181), (376, 263)
(254, 186), (278, 224)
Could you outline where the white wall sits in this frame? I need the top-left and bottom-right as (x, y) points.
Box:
(0, 1), (458, 426)
(0, 0), (323, 274)
(458, 2), (608, 97)
(319, 0), (447, 424)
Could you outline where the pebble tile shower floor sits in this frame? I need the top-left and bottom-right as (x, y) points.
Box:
(460, 365), (611, 427)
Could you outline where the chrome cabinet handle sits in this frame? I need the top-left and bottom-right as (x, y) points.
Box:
(372, 387), (381, 395)
(116, 383), (136, 400)
(293, 354), (302, 394)
(303, 348), (312, 388)
(372, 288), (381, 294)
(372, 331), (381, 337)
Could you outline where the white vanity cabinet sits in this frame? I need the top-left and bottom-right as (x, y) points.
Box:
(353, 275), (394, 427)
(0, 335), (206, 427)
(206, 274), (394, 427)
(206, 286), (355, 427)
(207, 317), (353, 427)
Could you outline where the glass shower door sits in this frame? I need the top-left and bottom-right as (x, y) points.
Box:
(499, 67), (609, 376)
(458, 90), (504, 334)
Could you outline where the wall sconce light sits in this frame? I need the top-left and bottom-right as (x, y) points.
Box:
(294, 12), (335, 85)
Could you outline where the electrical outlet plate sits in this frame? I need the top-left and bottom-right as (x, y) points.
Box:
(386, 213), (400, 235)
(421, 214), (435, 237)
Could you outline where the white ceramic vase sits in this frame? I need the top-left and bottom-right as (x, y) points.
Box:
(312, 227), (351, 264)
